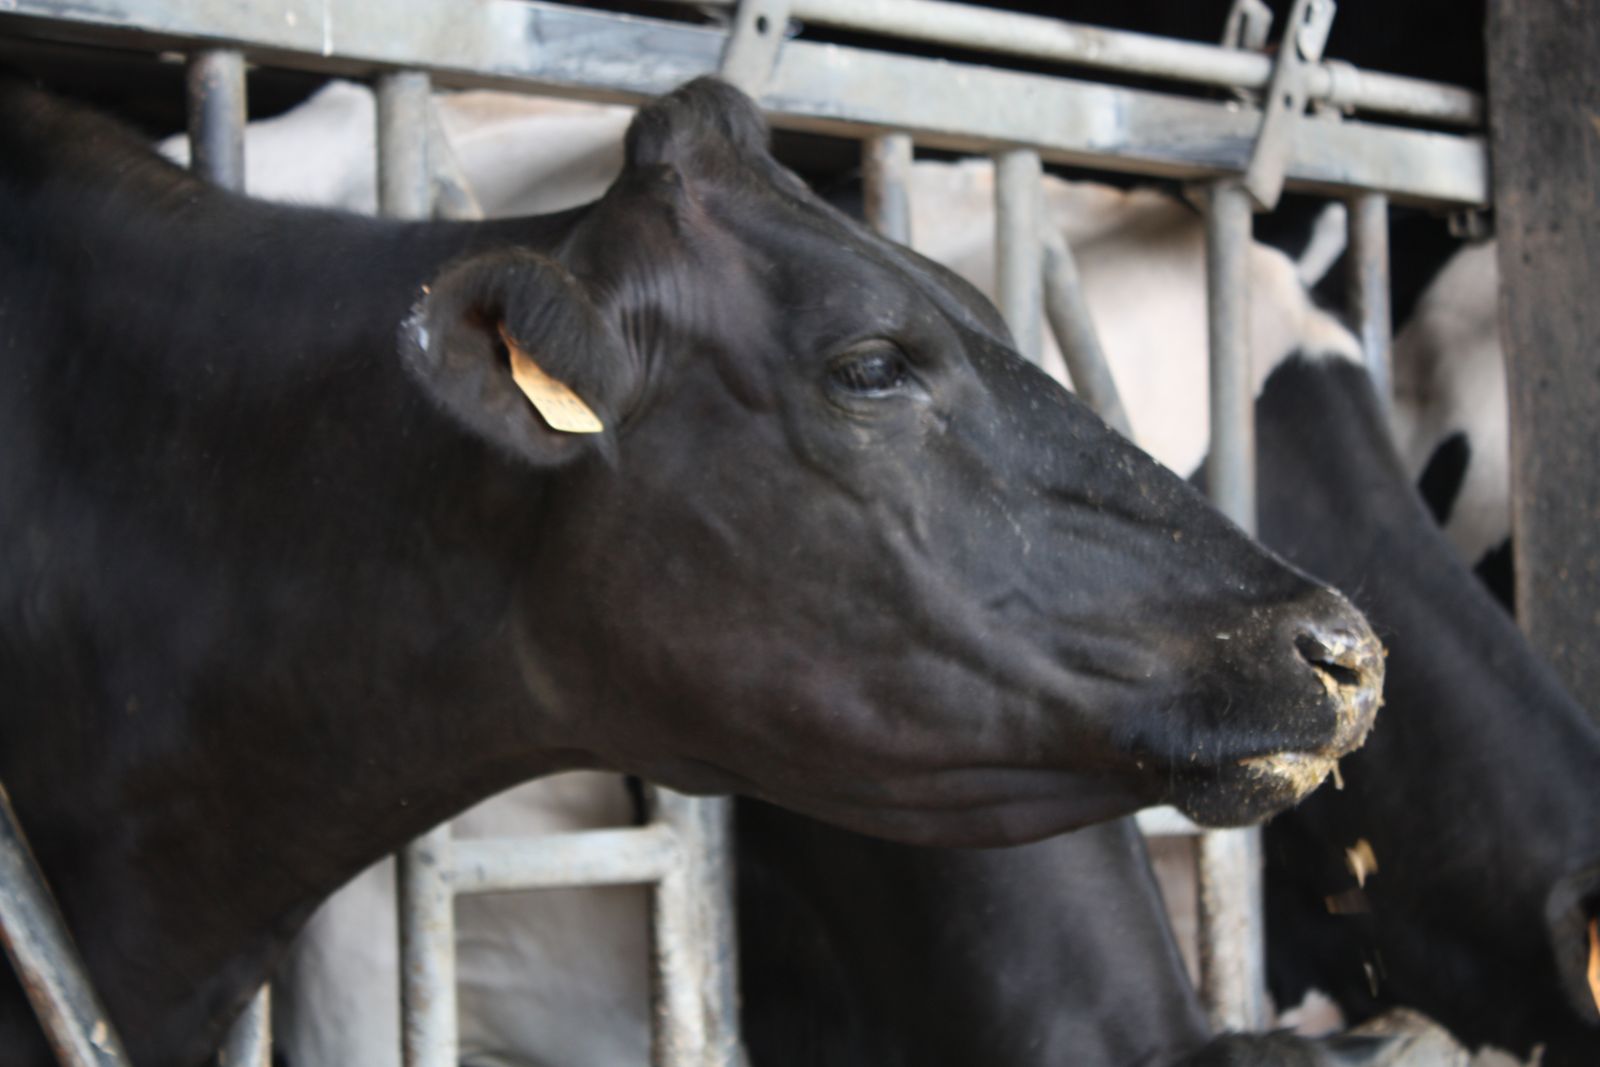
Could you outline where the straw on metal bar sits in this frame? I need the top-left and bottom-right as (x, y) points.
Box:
(186, 49), (246, 192)
(863, 133), (913, 245)
(1347, 192), (1393, 409)
(0, 782), (132, 1067)
(1196, 178), (1267, 1034)
(994, 149), (1044, 363)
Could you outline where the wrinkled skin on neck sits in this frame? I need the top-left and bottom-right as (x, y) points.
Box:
(1253, 358), (1600, 1064)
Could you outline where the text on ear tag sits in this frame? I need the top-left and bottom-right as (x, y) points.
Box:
(498, 323), (605, 435)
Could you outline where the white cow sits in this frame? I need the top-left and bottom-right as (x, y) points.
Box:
(205, 82), (1493, 1067)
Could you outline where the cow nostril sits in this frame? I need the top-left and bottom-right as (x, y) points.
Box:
(1295, 631), (1365, 689)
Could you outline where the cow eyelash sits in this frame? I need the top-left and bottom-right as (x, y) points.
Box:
(827, 341), (912, 397)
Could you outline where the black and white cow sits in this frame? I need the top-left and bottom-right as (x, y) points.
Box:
(1251, 357), (1600, 1065)
(738, 803), (1459, 1067)
(0, 76), (1382, 1065)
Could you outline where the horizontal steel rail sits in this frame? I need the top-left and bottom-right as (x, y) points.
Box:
(450, 825), (682, 894)
(676, 0), (1483, 127)
(0, 0), (1488, 206)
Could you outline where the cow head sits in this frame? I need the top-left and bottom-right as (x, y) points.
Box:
(402, 79), (1382, 846)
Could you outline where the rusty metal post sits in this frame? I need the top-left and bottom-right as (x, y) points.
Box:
(1197, 178), (1267, 1033)
(1347, 192), (1392, 409)
(0, 782), (132, 1067)
(862, 133), (913, 245)
(186, 49), (246, 192)
(994, 149), (1044, 363)
(649, 789), (745, 1067)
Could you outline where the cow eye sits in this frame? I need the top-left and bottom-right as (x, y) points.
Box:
(827, 342), (911, 397)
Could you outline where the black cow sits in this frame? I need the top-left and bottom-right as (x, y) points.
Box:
(739, 804), (1411, 1067)
(1251, 358), (1600, 1064)
(0, 77), (1380, 1065)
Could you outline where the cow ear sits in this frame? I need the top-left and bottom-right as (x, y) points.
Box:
(401, 249), (637, 467)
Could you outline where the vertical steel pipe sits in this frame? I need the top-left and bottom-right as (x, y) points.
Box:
(378, 70), (455, 1067)
(1042, 232), (1132, 438)
(1347, 192), (1393, 409)
(994, 149), (1044, 363)
(0, 782), (132, 1067)
(185, 53), (270, 1066)
(862, 133), (913, 244)
(1197, 178), (1267, 1034)
(186, 49), (246, 193)
(397, 827), (456, 1067)
(649, 789), (745, 1067)
(217, 991), (270, 1067)
(1203, 180), (1257, 534)
(377, 71), (434, 221)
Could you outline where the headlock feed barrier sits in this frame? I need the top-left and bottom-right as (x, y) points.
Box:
(0, 0), (1489, 1062)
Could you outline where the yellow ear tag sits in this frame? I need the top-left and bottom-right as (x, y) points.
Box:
(498, 323), (605, 435)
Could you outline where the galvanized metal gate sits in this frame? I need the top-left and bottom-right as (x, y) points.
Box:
(0, 1), (1489, 1063)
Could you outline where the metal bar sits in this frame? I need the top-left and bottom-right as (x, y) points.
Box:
(0, 1), (1491, 207)
(182, 54), (274, 1066)
(396, 827), (456, 1067)
(377, 71), (433, 220)
(1239, 0), (1330, 211)
(426, 99), (485, 222)
(718, 0), (792, 96)
(1198, 827), (1267, 1030)
(862, 132), (913, 244)
(1203, 181), (1258, 536)
(451, 826), (681, 895)
(185, 49), (246, 192)
(1041, 231), (1132, 438)
(669, 0), (1481, 126)
(216, 990), (270, 1067)
(1347, 192), (1392, 408)
(649, 790), (744, 1067)
(183, 59), (274, 1066)
(994, 149), (1044, 363)
(1197, 179), (1267, 1034)
(377, 75), (456, 1067)
(0, 782), (132, 1067)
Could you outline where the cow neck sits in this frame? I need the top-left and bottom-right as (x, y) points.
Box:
(0, 81), (602, 1065)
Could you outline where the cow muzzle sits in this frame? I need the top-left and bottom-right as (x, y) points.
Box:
(1172, 604), (1384, 828)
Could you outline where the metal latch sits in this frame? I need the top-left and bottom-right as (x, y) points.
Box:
(719, 0), (795, 97)
(1241, 0), (1338, 211)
